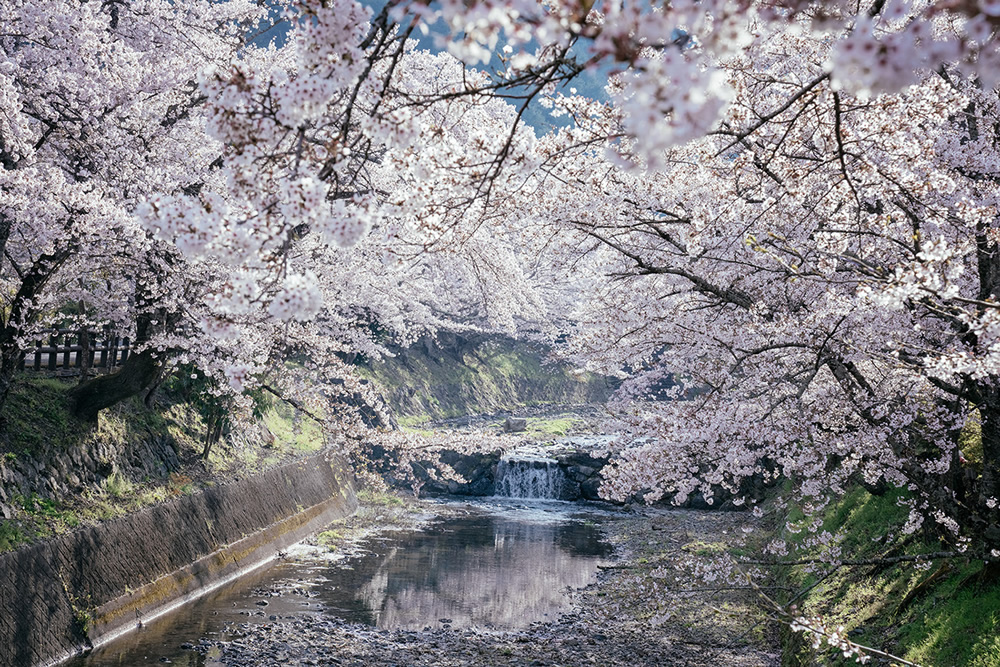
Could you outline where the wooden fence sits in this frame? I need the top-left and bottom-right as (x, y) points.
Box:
(19, 329), (130, 373)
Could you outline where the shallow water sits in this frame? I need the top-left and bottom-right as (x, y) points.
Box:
(65, 498), (615, 667)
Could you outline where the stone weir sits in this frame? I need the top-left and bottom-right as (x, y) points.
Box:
(413, 446), (609, 501)
(0, 451), (357, 667)
(411, 438), (773, 509)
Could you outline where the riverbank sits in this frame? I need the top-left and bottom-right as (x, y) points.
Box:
(0, 452), (356, 667)
(775, 486), (1000, 666)
(201, 495), (780, 666)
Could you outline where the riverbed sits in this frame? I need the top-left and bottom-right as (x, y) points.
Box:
(66, 496), (779, 666)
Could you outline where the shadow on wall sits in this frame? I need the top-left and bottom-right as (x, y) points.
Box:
(0, 452), (357, 667)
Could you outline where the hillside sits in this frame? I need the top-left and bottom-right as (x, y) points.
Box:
(359, 333), (617, 421)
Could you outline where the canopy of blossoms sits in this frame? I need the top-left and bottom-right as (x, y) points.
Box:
(2, 0), (999, 560)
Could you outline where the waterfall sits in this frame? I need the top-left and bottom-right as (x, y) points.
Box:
(495, 456), (565, 500)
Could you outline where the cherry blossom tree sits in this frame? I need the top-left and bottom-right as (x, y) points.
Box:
(0, 0), (559, 477)
(510, 10), (1000, 560)
(0, 0), (284, 416)
(5, 0), (1000, 567)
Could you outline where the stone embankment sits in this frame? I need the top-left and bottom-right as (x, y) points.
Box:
(412, 441), (769, 508)
(412, 444), (609, 501)
(407, 426), (774, 508)
(0, 451), (356, 667)
(0, 432), (181, 519)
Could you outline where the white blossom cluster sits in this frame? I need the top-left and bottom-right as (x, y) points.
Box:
(614, 51), (731, 169)
(789, 616), (871, 663)
(275, 0), (370, 127)
(136, 192), (227, 259)
(267, 272), (324, 322)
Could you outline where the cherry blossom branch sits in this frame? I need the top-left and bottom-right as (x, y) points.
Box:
(712, 73), (830, 156)
(260, 383), (327, 425)
(744, 550), (959, 567)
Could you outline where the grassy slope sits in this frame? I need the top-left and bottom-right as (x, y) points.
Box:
(360, 336), (614, 420)
(779, 487), (1000, 666)
(0, 374), (322, 552)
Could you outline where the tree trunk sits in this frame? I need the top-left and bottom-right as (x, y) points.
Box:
(77, 326), (91, 385)
(979, 391), (1000, 508)
(202, 410), (225, 460)
(70, 257), (183, 422)
(0, 345), (23, 424)
(0, 247), (71, 416)
(975, 219), (1000, 531)
(70, 347), (160, 422)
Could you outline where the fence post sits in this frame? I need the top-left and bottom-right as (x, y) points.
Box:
(33, 340), (41, 371)
(99, 328), (109, 369)
(110, 335), (119, 370)
(120, 337), (130, 363)
(47, 332), (57, 371)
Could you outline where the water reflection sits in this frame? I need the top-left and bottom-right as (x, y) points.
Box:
(66, 502), (613, 666)
(324, 513), (612, 629)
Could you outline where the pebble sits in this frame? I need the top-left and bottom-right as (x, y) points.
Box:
(193, 503), (779, 667)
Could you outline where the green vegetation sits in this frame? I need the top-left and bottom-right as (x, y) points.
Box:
(70, 600), (92, 636)
(0, 375), (210, 461)
(357, 488), (405, 507)
(263, 401), (324, 453)
(778, 486), (1000, 666)
(0, 373), (310, 553)
(0, 520), (27, 551)
(317, 528), (344, 548)
(397, 414), (431, 429)
(360, 336), (612, 420)
(523, 416), (583, 437)
(2, 377), (83, 454)
(101, 470), (134, 499)
(681, 540), (729, 557)
(0, 493), (94, 549)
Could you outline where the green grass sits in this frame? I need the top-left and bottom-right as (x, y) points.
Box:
(317, 528), (344, 548)
(100, 470), (134, 499)
(263, 402), (324, 453)
(357, 488), (405, 506)
(778, 487), (1000, 666)
(0, 493), (103, 548)
(0, 519), (28, 551)
(397, 414), (431, 429)
(898, 564), (1000, 666)
(1, 377), (82, 454)
(0, 374), (281, 552)
(681, 540), (730, 557)
(0, 375), (211, 463)
(524, 416), (583, 437)
(360, 336), (611, 420)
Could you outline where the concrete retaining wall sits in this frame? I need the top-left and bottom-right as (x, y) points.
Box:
(0, 451), (356, 667)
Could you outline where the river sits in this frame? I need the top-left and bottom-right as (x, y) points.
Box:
(66, 498), (619, 666)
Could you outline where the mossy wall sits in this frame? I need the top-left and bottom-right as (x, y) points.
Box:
(0, 451), (356, 667)
(363, 333), (616, 419)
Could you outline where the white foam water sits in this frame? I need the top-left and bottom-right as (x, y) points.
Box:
(494, 456), (565, 499)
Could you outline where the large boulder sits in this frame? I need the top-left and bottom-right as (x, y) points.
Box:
(416, 449), (503, 496)
(503, 417), (528, 433)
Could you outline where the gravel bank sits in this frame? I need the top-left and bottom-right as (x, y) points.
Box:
(202, 498), (780, 666)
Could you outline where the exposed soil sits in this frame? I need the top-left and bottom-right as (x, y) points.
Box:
(201, 496), (781, 666)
